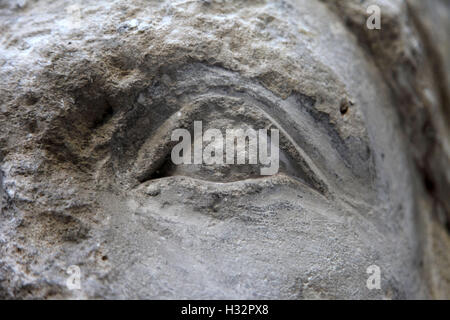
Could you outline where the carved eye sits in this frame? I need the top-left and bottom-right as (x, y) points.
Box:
(131, 96), (327, 194)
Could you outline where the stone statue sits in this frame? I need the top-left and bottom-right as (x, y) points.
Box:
(0, 0), (448, 299)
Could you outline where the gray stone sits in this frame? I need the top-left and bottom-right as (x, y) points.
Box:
(0, 0), (448, 299)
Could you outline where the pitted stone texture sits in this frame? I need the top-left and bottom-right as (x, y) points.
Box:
(0, 0), (448, 299)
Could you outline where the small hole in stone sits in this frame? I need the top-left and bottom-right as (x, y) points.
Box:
(102, 255), (108, 261)
(424, 175), (435, 192)
(340, 100), (350, 115)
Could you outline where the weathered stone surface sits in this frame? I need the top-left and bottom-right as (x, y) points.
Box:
(0, 0), (448, 299)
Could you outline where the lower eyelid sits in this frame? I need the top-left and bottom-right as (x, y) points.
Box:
(134, 173), (324, 199)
